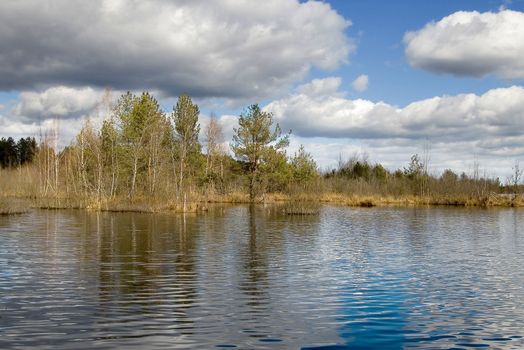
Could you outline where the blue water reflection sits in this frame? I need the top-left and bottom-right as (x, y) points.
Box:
(0, 206), (523, 349)
(302, 207), (524, 350)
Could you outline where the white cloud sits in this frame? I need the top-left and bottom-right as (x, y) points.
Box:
(298, 77), (344, 97)
(499, 0), (513, 11)
(263, 77), (524, 175)
(351, 74), (369, 92)
(404, 10), (524, 78)
(265, 78), (399, 139)
(0, 114), (88, 148)
(0, 0), (353, 100)
(13, 86), (104, 121)
(281, 135), (520, 179)
(199, 113), (238, 146)
(266, 78), (524, 142)
(2, 86), (122, 147)
(3, 78), (523, 178)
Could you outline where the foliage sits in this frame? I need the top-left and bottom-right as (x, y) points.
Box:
(231, 104), (289, 200)
(0, 137), (37, 168)
(290, 145), (318, 183)
(404, 154), (425, 179)
(172, 94), (201, 159)
(115, 92), (168, 197)
(1, 90), (518, 209)
(172, 94), (202, 197)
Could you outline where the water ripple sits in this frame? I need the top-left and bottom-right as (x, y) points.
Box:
(0, 206), (523, 349)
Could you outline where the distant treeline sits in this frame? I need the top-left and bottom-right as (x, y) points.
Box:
(0, 137), (37, 168)
(0, 91), (522, 209)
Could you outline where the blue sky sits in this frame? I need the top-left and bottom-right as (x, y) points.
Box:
(324, 0), (524, 105)
(1, 0), (523, 178)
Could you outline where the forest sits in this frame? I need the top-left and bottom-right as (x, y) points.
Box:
(0, 137), (37, 168)
(0, 91), (522, 212)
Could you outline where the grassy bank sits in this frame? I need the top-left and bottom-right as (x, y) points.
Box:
(1, 163), (523, 214)
(0, 198), (29, 215)
(206, 192), (524, 208)
(32, 196), (209, 213)
(0, 191), (522, 215)
(2, 90), (522, 215)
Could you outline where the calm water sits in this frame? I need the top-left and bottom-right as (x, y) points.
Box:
(0, 206), (523, 349)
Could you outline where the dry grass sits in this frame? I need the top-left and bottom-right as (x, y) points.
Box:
(299, 192), (524, 208)
(203, 191), (250, 203)
(0, 198), (30, 215)
(0, 167), (39, 198)
(2, 165), (523, 211)
(203, 192), (524, 208)
(33, 195), (211, 213)
(282, 202), (320, 215)
(14, 191), (524, 212)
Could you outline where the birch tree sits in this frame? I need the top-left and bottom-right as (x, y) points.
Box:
(116, 92), (163, 198)
(204, 113), (224, 178)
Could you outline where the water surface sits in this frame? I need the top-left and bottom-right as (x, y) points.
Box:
(0, 206), (523, 349)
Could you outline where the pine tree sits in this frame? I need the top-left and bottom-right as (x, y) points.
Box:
(171, 94), (201, 197)
(231, 104), (289, 201)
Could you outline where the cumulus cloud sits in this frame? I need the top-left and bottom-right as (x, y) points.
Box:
(13, 86), (105, 122)
(3, 77), (523, 177)
(199, 113), (238, 145)
(404, 10), (524, 78)
(0, 113), (90, 148)
(0, 86), (124, 147)
(351, 74), (369, 92)
(0, 0), (352, 100)
(297, 77), (345, 97)
(264, 78), (524, 164)
(3, 85), (242, 150)
(275, 134), (521, 179)
(265, 78), (399, 139)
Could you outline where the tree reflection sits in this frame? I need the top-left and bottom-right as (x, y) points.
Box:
(239, 205), (269, 309)
(96, 212), (199, 338)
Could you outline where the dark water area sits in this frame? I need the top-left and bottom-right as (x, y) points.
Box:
(0, 205), (523, 349)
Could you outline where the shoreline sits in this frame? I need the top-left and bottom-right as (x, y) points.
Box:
(1, 192), (523, 215)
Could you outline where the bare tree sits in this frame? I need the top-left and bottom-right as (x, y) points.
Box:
(101, 118), (119, 198)
(204, 113), (224, 177)
(508, 160), (523, 200)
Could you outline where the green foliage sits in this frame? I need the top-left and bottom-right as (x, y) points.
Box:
(263, 148), (292, 193)
(372, 164), (388, 181)
(231, 104), (289, 200)
(352, 161), (371, 179)
(404, 154), (425, 179)
(330, 154), (387, 183)
(171, 94), (202, 193)
(9, 90), (510, 207)
(112, 91), (166, 197)
(441, 169), (458, 182)
(291, 145), (318, 183)
(172, 94), (201, 157)
(100, 120), (117, 148)
(0, 137), (37, 168)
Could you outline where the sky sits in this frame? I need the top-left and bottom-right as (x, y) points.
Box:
(1, 0), (524, 179)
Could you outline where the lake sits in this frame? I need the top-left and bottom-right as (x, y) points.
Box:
(0, 206), (523, 349)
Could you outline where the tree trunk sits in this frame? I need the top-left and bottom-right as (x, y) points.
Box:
(130, 153), (139, 199)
